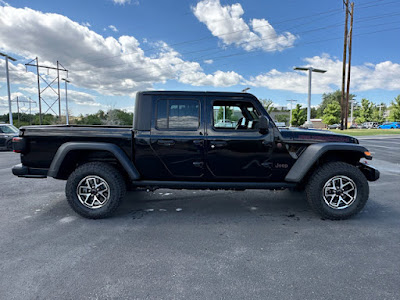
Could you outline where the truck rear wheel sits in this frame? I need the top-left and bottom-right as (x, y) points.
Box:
(66, 162), (126, 219)
(306, 162), (369, 220)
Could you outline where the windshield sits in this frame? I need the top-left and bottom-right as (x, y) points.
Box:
(0, 125), (19, 134)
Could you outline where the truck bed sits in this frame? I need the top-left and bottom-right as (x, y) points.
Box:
(20, 125), (133, 169)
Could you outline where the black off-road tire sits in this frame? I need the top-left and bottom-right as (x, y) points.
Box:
(66, 162), (126, 219)
(306, 162), (369, 220)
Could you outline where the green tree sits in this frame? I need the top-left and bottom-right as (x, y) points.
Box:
(388, 95), (400, 121)
(217, 106), (233, 121)
(355, 98), (374, 124)
(260, 99), (274, 114)
(275, 114), (289, 123)
(291, 104), (306, 127)
(317, 90), (355, 118)
(371, 103), (386, 123)
(311, 107), (318, 119)
(322, 101), (341, 125)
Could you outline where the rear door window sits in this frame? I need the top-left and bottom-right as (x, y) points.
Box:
(156, 99), (200, 130)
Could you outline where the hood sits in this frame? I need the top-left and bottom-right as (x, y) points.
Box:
(279, 128), (358, 144)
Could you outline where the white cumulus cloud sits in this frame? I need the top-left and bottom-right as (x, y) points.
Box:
(192, 0), (296, 52)
(248, 54), (400, 93)
(112, 0), (131, 5)
(108, 25), (118, 32)
(179, 70), (242, 87)
(0, 5), (242, 109)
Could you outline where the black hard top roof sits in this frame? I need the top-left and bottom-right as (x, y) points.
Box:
(138, 90), (256, 98)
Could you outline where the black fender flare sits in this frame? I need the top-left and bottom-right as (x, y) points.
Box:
(285, 142), (371, 183)
(47, 142), (140, 180)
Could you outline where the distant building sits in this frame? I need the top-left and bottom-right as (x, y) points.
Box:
(310, 118), (326, 129)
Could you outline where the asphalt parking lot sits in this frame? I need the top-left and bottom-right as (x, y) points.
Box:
(1, 136), (400, 300)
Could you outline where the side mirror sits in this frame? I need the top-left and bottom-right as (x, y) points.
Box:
(258, 116), (269, 134)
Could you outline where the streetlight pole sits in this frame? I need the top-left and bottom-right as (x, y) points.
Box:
(294, 67), (326, 127)
(349, 100), (355, 126)
(61, 78), (70, 125)
(286, 99), (297, 127)
(377, 104), (384, 119)
(0, 52), (17, 125)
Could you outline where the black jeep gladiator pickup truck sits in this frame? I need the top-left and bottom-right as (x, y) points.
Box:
(12, 91), (379, 219)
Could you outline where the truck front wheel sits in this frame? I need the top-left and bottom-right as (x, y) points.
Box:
(66, 162), (126, 219)
(306, 162), (369, 220)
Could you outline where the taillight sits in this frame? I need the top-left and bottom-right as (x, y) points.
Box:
(13, 137), (26, 153)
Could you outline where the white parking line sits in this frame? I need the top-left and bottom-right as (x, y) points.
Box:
(357, 135), (400, 140)
(363, 144), (394, 149)
(362, 140), (400, 146)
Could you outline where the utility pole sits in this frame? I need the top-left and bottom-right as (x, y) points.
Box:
(345, 2), (354, 129)
(294, 67), (326, 127)
(0, 52), (17, 125)
(25, 58), (68, 125)
(16, 96), (20, 127)
(57, 61), (61, 119)
(35, 57), (42, 124)
(340, 0), (349, 130)
(286, 99), (297, 127)
(61, 78), (70, 125)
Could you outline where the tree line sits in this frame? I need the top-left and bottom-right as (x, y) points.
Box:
(262, 91), (400, 126)
(1, 91), (399, 128)
(0, 109), (133, 128)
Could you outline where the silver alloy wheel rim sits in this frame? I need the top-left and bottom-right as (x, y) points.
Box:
(323, 175), (357, 210)
(76, 175), (110, 209)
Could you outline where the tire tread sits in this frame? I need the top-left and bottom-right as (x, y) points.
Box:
(66, 162), (126, 219)
(306, 161), (369, 220)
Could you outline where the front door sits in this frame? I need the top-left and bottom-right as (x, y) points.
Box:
(205, 97), (275, 181)
(150, 96), (206, 180)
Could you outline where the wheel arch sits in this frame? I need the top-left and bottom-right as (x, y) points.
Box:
(285, 143), (371, 183)
(48, 142), (140, 180)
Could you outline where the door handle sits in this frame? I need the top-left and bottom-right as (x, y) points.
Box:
(262, 140), (272, 146)
(193, 161), (204, 168)
(157, 139), (175, 146)
(210, 141), (228, 148)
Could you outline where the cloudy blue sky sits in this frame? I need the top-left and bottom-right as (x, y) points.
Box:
(1, 0), (400, 115)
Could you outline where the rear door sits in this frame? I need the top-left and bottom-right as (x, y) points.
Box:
(205, 97), (275, 181)
(150, 96), (206, 179)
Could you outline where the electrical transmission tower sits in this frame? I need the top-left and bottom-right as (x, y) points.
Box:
(11, 96), (37, 126)
(25, 58), (68, 125)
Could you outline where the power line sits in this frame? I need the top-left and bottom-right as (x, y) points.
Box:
(72, 7), (400, 72)
(75, 15), (400, 80)
(76, 0), (399, 65)
(85, 25), (400, 84)
(75, 19), (349, 71)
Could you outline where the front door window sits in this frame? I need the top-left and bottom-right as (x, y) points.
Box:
(212, 101), (261, 130)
